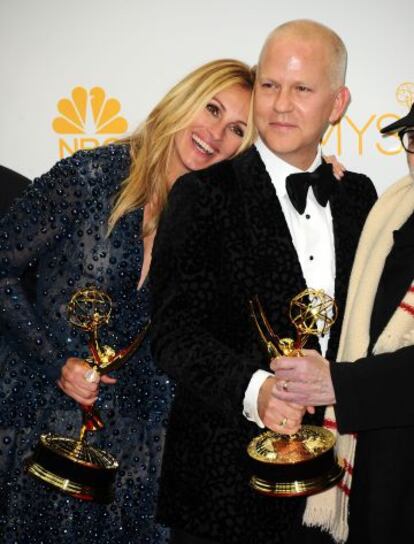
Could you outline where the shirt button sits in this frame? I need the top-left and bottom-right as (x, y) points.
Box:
(309, 255), (314, 261)
(306, 214), (311, 219)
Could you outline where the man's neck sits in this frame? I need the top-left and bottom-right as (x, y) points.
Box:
(256, 138), (321, 174)
(259, 140), (319, 172)
(275, 151), (319, 171)
(409, 163), (414, 182)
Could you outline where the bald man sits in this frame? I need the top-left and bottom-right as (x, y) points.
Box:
(150, 20), (376, 544)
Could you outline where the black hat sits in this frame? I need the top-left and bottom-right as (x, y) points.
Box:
(381, 103), (414, 134)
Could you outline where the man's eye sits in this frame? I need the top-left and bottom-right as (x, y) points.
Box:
(297, 85), (311, 92)
(230, 125), (245, 138)
(206, 103), (220, 116)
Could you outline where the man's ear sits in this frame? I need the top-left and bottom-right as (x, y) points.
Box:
(329, 86), (351, 124)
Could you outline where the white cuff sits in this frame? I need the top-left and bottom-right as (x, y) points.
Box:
(243, 369), (273, 428)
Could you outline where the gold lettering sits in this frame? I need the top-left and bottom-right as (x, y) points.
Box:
(103, 137), (119, 146)
(322, 123), (342, 155)
(80, 138), (100, 150)
(376, 114), (403, 155)
(59, 138), (79, 159)
(344, 115), (376, 154)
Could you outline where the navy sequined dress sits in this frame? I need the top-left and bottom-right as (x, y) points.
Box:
(0, 145), (172, 543)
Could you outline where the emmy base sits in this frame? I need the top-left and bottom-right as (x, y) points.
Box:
(25, 434), (118, 504)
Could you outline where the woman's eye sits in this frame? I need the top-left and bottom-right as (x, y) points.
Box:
(230, 125), (245, 138)
(206, 103), (220, 116)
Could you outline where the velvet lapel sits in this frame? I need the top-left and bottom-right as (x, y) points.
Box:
(231, 147), (308, 340)
(328, 181), (364, 355)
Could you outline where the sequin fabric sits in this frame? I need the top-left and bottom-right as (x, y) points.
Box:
(0, 145), (172, 543)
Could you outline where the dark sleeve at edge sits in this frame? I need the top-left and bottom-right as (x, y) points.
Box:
(332, 345), (414, 433)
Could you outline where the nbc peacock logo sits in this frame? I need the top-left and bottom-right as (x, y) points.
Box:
(53, 86), (128, 158)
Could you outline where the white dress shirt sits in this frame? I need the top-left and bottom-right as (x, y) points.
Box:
(243, 139), (336, 427)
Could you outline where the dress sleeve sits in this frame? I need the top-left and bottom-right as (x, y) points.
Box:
(0, 152), (104, 381)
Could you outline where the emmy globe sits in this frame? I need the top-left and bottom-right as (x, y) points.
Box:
(247, 289), (345, 497)
(25, 287), (148, 503)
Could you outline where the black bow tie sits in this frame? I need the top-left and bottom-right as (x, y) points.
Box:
(285, 161), (336, 215)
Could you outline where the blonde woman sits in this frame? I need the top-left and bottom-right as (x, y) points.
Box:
(0, 59), (254, 544)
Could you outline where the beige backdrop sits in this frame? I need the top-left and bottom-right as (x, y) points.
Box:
(1, 0), (413, 193)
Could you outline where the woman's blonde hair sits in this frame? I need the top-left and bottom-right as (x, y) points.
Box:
(108, 59), (256, 236)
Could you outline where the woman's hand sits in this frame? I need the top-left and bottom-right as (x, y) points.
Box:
(324, 154), (346, 180)
(57, 357), (117, 405)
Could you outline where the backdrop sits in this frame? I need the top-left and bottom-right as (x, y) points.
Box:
(1, 0), (412, 193)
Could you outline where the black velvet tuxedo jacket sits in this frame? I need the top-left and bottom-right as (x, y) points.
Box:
(0, 165), (30, 215)
(332, 209), (414, 544)
(150, 146), (376, 544)
(0, 165), (35, 303)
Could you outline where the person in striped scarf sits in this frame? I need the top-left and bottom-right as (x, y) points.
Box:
(272, 102), (414, 544)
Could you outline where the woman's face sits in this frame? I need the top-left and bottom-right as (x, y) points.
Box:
(170, 84), (251, 182)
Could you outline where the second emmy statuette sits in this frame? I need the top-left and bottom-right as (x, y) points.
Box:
(247, 288), (344, 497)
(26, 287), (148, 503)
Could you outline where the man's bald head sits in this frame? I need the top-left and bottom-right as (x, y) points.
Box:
(259, 19), (348, 89)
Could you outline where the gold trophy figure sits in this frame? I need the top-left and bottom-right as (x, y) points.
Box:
(247, 288), (344, 497)
(26, 287), (148, 503)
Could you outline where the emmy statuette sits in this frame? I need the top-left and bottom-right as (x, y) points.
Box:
(26, 287), (148, 503)
(247, 288), (345, 497)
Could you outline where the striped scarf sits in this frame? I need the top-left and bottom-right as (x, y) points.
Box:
(303, 174), (414, 542)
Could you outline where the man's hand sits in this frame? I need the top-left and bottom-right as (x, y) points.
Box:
(57, 357), (117, 405)
(258, 376), (307, 434)
(271, 349), (336, 406)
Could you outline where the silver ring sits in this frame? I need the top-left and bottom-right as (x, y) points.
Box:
(84, 368), (100, 383)
(282, 380), (289, 392)
(279, 417), (287, 427)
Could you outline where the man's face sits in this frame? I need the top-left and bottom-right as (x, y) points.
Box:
(254, 36), (349, 170)
(408, 150), (414, 178)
